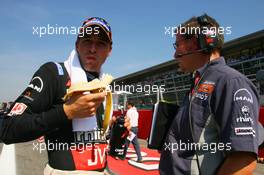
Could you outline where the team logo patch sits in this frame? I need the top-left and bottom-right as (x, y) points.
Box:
(197, 83), (215, 94)
(236, 105), (254, 124)
(241, 106), (250, 116)
(233, 88), (253, 104)
(71, 143), (108, 170)
(8, 103), (27, 116)
(194, 92), (209, 101)
(235, 127), (255, 137)
(37, 136), (45, 143)
(194, 81), (215, 101)
(74, 129), (106, 143)
(28, 76), (43, 93)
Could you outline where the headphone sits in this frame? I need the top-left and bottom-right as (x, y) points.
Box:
(174, 14), (222, 58)
(196, 14), (220, 53)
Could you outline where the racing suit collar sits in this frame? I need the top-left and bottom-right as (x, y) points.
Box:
(196, 63), (207, 76)
(208, 56), (226, 66)
(85, 71), (99, 81)
(193, 56), (225, 79)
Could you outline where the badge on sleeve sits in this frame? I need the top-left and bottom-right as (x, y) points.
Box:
(233, 88), (253, 104)
(235, 127), (256, 137)
(28, 76), (43, 93)
(8, 103), (27, 116)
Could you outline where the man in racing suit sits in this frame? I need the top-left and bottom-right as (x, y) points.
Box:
(0, 17), (130, 175)
(159, 14), (260, 175)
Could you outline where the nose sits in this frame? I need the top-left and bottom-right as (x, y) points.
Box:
(89, 42), (96, 54)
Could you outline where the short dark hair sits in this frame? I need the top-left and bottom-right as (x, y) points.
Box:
(127, 102), (134, 107)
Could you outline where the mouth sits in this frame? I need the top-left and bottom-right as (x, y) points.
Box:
(85, 56), (96, 61)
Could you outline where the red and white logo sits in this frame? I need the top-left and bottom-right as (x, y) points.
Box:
(71, 143), (108, 171)
(8, 103), (27, 116)
(37, 136), (45, 143)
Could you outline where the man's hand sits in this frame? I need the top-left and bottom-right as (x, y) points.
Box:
(63, 91), (107, 119)
(217, 151), (257, 175)
(124, 117), (131, 131)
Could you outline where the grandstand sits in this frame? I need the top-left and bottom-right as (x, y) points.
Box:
(113, 30), (264, 107)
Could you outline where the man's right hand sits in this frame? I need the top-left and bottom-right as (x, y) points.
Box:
(63, 91), (107, 119)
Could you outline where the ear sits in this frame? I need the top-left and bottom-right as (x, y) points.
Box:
(107, 45), (112, 57)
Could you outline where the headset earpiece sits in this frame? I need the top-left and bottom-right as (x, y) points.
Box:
(196, 14), (219, 53)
